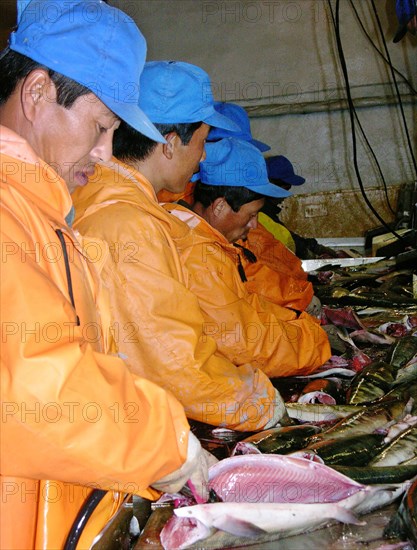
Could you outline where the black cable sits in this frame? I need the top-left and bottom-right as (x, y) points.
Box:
(349, 0), (417, 95)
(345, 0), (399, 215)
(327, 0), (408, 243)
(63, 489), (107, 550)
(55, 229), (80, 326)
(353, 100), (396, 215)
(369, 0), (417, 178)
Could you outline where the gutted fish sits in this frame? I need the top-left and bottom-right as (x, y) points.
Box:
(207, 454), (369, 505)
(160, 454), (370, 549)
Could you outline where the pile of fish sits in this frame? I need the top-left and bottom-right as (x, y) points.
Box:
(154, 258), (417, 549)
(311, 253), (417, 309)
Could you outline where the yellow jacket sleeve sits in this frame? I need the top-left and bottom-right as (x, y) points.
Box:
(258, 212), (296, 252)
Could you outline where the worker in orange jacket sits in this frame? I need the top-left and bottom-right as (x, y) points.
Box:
(159, 102), (318, 313)
(0, 3), (210, 548)
(73, 61), (289, 431)
(164, 138), (331, 378)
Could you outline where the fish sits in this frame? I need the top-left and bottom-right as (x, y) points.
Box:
(369, 425), (417, 467)
(286, 402), (363, 424)
(387, 335), (417, 371)
(232, 425), (321, 456)
(316, 399), (407, 441)
(299, 378), (344, 400)
(392, 361), (417, 387)
(330, 464), (417, 485)
(208, 454), (368, 505)
(321, 306), (365, 330)
(297, 391), (337, 404)
(378, 381), (417, 406)
(296, 355), (358, 379)
(303, 433), (387, 466)
(171, 500), (363, 542)
(384, 477), (417, 545)
(349, 329), (396, 345)
(160, 454), (370, 548)
(347, 360), (394, 404)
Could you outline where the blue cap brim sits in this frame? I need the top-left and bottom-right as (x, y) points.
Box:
(250, 182), (291, 198)
(102, 95), (166, 143)
(393, 24), (408, 41)
(203, 111), (241, 132)
(250, 138), (271, 152)
(283, 175), (305, 186)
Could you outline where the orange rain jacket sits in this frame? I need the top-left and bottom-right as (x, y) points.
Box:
(238, 223), (314, 311)
(158, 185), (313, 312)
(0, 127), (189, 549)
(163, 204), (330, 378)
(72, 158), (280, 432)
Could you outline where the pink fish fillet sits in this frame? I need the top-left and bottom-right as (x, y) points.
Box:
(208, 454), (368, 504)
(160, 454), (370, 549)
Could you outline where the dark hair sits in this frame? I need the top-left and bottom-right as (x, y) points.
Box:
(113, 120), (203, 163)
(193, 180), (264, 212)
(0, 49), (91, 107)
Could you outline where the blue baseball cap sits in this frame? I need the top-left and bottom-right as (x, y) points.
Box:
(8, 0), (165, 142)
(393, 0), (417, 42)
(207, 102), (271, 152)
(266, 155), (305, 186)
(138, 61), (240, 131)
(199, 138), (291, 199)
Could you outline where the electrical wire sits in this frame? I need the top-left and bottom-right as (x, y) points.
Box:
(327, 1), (394, 218)
(349, 0), (417, 96)
(369, 0), (417, 178)
(327, 0), (408, 242)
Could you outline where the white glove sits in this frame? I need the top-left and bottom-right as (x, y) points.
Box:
(263, 389), (294, 428)
(150, 432), (217, 502)
(305, 295), (322, 318)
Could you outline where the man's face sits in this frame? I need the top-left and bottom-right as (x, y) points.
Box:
(167, 123), (209, 193)
(214, 198), (265, 243)
(34, 88), (120, 193)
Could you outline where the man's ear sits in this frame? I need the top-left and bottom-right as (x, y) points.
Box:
(212, 197), (227, 217)
(162, 131), (180, 160)
(20, 69), (56, 122)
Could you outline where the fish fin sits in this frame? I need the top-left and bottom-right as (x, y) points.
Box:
(332, 505), (365, 526)
(212, 515), (267, 538)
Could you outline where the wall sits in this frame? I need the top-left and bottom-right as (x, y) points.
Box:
(112, 0), (416, 236)
(1, 1), (415, 236)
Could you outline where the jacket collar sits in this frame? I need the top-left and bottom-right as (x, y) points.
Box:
(0, 125), (73, 224)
